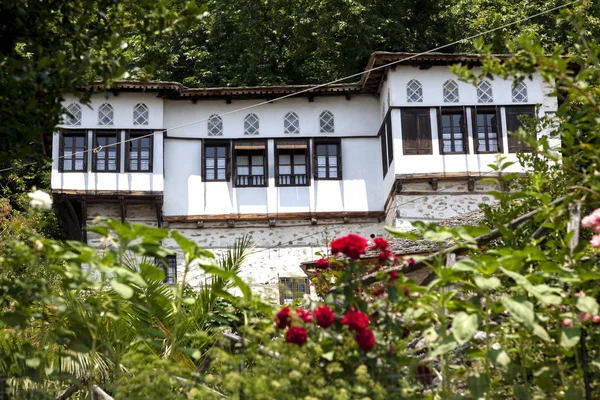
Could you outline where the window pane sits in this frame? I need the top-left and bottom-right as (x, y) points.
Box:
(238, 167), (249, 175)
(317, 168), (327, 178)
(217, 147), (227, 157)
(76, 137), (85, 147)
(251, 166), (264, 175)
(293, 155), (305, 165)
(206, 147), (215, 157)
(130, 151), (138, 159)
(328, 168), (338, 178)
(237, 156), (249, 166)
(317, 156), (326, 166)
(280, 166), (291, 174)
(217, 158), (226, 168)
(206, 159), (215, 168)
(108, 160), (116, 170)
(295, 165), (306, 174)
(97, 160), (106, 171)
(327, 144), (337, 155)
(316, 145), (327, 156)
(206, 170), (215, 180)
(217, 169), (226, 180)
(455, 140), (463, 149)
(64, 160), (72, 170)
(141, 150), (150, 159)
(328, 156), (337, 166)
(279, 155), (291, 164)
(251, 155), (263, 165)
(76, 160), (84, 170)
(141, 160), (149, 170)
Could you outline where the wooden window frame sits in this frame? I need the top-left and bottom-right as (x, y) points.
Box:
(437, 107), (468, 155)
(233, 140), (268, 188)
(92, 130), (120, 173)
(313, 138), (342, 180)
(506, 105), (535, 153)
(279, 277), (310, 305)
(385, 114), (393, 165)
(59, 130), (88, 172)
(155, 255), (177, 284)
(380, 126), (388, 178)
(125, 130), (153, 172)
(203, 140), (231, 182)
(401, 108), (433, 155)
(472, 106), (502, 154)
(275, 140), (310, 187)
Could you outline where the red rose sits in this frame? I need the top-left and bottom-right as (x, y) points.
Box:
(561, 318), (572, 328)
(296, 308), (313, 323)
(275, 306), (291, 329)
(579, 312), (591, 323)
(406, 258), (416, 267)
(372, 285), (387, 296)
(286, 326), (308, 347)
(314, 305), (335, 328)
(378, 250), (397, 265)
(355, 327), (375, 351)
(315, 258), (330, 269)
(330, 234), (368, 259)
(593, 315), (600, 324)
(388, 270), (398, 281)
(341, 310), (369, 331)
(416, 365), (434, 385)
(370, 237), (389, 251)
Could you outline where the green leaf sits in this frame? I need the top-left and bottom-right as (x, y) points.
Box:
(26, 358), (40, 368)
(576, 296), (599, 315)
(467, 374), (490, 398)
(140, 262), (166, 282)
(429, 336), (457, 357)
(423, 230), (454, 242)
(532, 323), (552, 342)
(322, 351), (334, 361)
(474, 275), (501, 290)
(487, 349), (511, 368)
(110, 279), (134, 299)
(451, 259), (478, 272)
(452, 312), (479, 345)
(501, 297), (534, 327)
(560, 327), (581, 349)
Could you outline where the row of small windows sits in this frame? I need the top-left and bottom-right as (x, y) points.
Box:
(65, 103), (150, 127)
(208, 110), (335, 136)
(58, 131), (343, 185)
(66, 103), (335, 135)
(406, 79), (529, 104)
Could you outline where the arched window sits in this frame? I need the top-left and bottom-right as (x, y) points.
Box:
(98, 103), (114, 126)
(406, 79), (423, 103)
(244, 113), (259, 135)
(207, 114), (223, 136)
(65, 103), (82, 126)
(133, 103), (149, 125)
(443, 80), (459, 103)
(512, 81), (528, 103)
(319, 110), (334, 133)
(477, 80), (493, 103)
(284, 112), (300, 134)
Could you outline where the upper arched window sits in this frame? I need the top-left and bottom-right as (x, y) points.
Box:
(133, 103), (149, 125)
(319, 110), (334, 133)
(244, 113), (259, 135)
(65, 103), (82, 126)
(477, 80), (493, 103)
(406, 79), (423, 103)
(512, 81), (528, 103)
(284, 112), (300, 134)
(98, 103), (114, 126)
(207, 114), (223, 136)
(443, 80), (459, 103)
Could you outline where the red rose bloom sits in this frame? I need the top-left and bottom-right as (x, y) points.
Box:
(372, 284), (387, 296)
(274, 306), (291, 329)
(296, 308), (313, 323)
(402, 286), (410, 297)
(314, 305), (335, 328)
(341, 310), (369, 331)
(355, 327), (375, 351)
(416, 365), (434, 385)
(405, 258), (416, 267)
(315, 258), (330, 269)
(286, 326), (308, 347)
(370, 237), (389, 251)
(388, 270), (398, 281)
(330, 234), (368, 259)
(378, 250), (397, 265)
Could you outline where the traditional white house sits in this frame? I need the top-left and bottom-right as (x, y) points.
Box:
(51, 52), (558, 302)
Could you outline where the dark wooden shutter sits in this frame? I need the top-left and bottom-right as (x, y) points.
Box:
(226, 142), (232, 180)
(386, 116), (393, 163)
(312, 140), (318, 179)
(506, 106), (535, 153)
(380, 125), (388, 177)
(401, 110), (419, 155)
(402, 109), (431, 155)
(416, 111), (432, 154)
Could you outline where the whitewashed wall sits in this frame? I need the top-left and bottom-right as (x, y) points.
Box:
(163, 96), (379, 138)
(163, 137), (385, 217)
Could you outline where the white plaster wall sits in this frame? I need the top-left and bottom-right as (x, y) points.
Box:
(163, 137), (385, 216)
(163, 96), (379, 138)
(58, 93), (164, 129)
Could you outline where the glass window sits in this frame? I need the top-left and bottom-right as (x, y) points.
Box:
(443, 80), (459, 103)
(319, 110), (334, 133)
(406, 79), (423, 103)
(314, 139), (341, 180)
(204, 143), (229, 181)
(439, 109), (466, 154)
(244, 113), (259, 135)
(155, 255), (177, 284)
(276, 141), (309, 186)
(279, 277), (310, 305)
(477, 80), (493, 103)
(127, 132), (152, 172)
(208, 114), (223, 136)
(65, 103), (82, 126)
(93, 131), (119, 172)
(474, 109), (500, 153)
(133, 103), (149, 125)
(98, 103), (114, 126)
(512, 81), (528, 103)
(234, 147), (266, 187)
(60, 132), (87, 172)
(284, 112), (300, 134)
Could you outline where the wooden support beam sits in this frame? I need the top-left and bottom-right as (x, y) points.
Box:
(119, 196), (126, 223)
(155, 199), (163, 228)
(80, 198), (87, 244)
